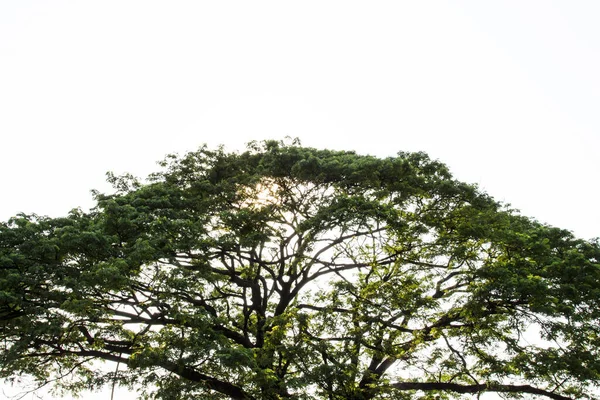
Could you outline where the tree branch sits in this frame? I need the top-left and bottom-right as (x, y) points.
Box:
(158, 359), (255, 400)
(390, 381), (576, 400)
(73, 350), (255, 400)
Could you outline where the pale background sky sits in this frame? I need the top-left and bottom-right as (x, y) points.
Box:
(1, 1), (599, 399)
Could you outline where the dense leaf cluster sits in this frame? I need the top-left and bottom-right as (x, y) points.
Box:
(1, 140), (599, 399)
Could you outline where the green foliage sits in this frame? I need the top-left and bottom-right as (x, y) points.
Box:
(1, 140), (599, 400)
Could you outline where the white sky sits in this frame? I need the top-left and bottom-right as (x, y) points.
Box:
(1, 1), (599, 399)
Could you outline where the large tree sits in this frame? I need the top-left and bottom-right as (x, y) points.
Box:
(1, 140), (599, 400)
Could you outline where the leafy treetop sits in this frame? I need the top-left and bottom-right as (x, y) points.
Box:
(1, 140), (599, 400)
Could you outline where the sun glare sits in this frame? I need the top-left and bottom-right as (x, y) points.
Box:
(240, 178), (281, 208)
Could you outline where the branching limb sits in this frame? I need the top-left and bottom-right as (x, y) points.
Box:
(390, 381), (579, 400)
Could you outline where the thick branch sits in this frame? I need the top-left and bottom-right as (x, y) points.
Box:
(390, 381), (575, 400)
(72, 349), (255, 400)
(157, 360), (254, 400)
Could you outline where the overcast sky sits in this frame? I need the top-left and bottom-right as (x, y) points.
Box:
(1, 1), (599, 399)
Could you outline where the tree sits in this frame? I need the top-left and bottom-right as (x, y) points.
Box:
(1, 140), (599, 400)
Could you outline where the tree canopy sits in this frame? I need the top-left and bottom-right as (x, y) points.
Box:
(1, 140), (599, 400)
